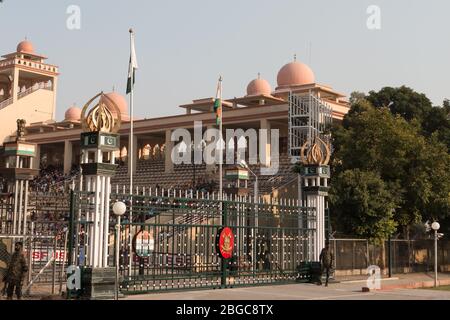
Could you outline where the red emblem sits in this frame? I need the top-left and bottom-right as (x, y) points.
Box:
(217, 227), (235, 259)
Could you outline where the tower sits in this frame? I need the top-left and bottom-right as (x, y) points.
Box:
(0, 40), (59, 143)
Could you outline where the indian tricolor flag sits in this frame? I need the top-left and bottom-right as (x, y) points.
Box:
(126, 30), (139, 95)
(214, 76), (223, 126)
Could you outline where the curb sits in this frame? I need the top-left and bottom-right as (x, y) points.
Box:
(341, 277), (399, 284)
(381, 279), (450, 291)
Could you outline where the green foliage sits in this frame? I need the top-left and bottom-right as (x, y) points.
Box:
(422, 105), (450, 150)
(349, 91), (367, 105)
(366, 86), (433, 122)
(329, 169), (397, 243)
(331, 98), (450, 239)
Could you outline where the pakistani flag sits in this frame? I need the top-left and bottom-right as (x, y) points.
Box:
(214, 76), (223, 126)
(126, 30), (139, 95)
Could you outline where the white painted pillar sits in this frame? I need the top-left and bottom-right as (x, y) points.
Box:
(103, 176), (111, 267)
(51, 76), (58, 121)
(306, 193), (326, 261)
(12, 68), (19, 103)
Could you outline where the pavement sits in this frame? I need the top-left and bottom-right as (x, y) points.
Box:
(121, 273), (450, 301)
(2, 273), (450, 300)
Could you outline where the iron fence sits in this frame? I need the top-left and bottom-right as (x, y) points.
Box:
(70, 191), (317, 294)
(330, 238), (450, 276)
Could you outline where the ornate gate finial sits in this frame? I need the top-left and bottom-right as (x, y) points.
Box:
(80, 92), (122, 133)
(300, 136), (331, 166)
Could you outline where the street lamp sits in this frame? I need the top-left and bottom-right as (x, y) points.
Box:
(431, 221), (440, 288)
(112, 201), (126, 300)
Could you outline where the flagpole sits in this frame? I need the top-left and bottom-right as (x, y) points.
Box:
(219, 77), (223, 203)
(128, 28), (135, 278)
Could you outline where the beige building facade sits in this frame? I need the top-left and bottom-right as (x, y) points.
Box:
(0, 41), (350, 185)
(0, 40), (58, 144)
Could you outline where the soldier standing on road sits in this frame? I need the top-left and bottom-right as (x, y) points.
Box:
(5, 242), (28, 300)
(319, 242), (333, 287)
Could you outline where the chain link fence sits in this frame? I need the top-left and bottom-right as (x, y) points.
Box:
(330, 239), (450, 276)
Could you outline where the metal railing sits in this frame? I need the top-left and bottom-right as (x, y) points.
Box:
(70, 191), (316, 294)
(0, 97), (13, 111)
(330, 238), (450, 275)
(0, 83), (53, 111)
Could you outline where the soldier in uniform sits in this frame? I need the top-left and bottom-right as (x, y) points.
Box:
(319, 241), (333, 287)
(5, 242), (28, 300)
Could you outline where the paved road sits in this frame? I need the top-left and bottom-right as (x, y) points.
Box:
(123, 282), (450, 300)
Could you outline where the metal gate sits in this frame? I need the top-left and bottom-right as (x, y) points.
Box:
(1, 192), (70, 299)
(70, 191), (317, 294)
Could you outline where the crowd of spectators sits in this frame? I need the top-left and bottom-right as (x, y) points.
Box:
(30, 165), (80, 192)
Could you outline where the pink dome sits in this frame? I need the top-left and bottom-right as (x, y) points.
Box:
(65, 106), (82, 121)
(277, 61), (315, 87)
(17, 40), (35, 53)
(104, 92), (129, 121)
(246, 78), (272, 96)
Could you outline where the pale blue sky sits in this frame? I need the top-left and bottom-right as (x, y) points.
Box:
(1, 0), (449, 121)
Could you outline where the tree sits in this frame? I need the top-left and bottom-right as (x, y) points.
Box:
(349, 91), (367, 105)
(366, 86), (433, 122)
(331, 101), (450, 238)
(329, 169), (397, 243)
(422, 101), (450, 150)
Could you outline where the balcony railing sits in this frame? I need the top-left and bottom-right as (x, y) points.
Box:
(0, 57), (58, 73)
(17, 83), (53, 100)
(0, 82), (53, 111)
(0, 97), (13, 111)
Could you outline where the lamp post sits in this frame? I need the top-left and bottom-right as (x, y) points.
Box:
(112, 201), (126, 300)
(431, 221), (440, 288)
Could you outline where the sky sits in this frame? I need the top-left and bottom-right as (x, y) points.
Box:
(1, 0), (449, 121)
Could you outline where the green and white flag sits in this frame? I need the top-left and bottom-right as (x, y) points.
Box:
(126, 31), (139, 95)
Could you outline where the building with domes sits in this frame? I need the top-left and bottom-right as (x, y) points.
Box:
(64, 105), (82, 122)
(1, 41), (349, 196)
(0, 40), (59, 143)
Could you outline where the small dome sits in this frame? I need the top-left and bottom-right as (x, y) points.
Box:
(17, 40), (35, 53)
(104, 92), (129, 121)
(65, 106), (82, 121)
(246, 77), (272, 96)
(277, 60), (315, 87)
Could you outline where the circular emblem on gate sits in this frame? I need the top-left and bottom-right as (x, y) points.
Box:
(217, 227), (235, 259)
(133, 230), (154, 257)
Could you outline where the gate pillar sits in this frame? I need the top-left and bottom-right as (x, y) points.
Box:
(77, 92), (121, 300)
(300, 165), (330, 261)
(0, 119), (39, 239)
